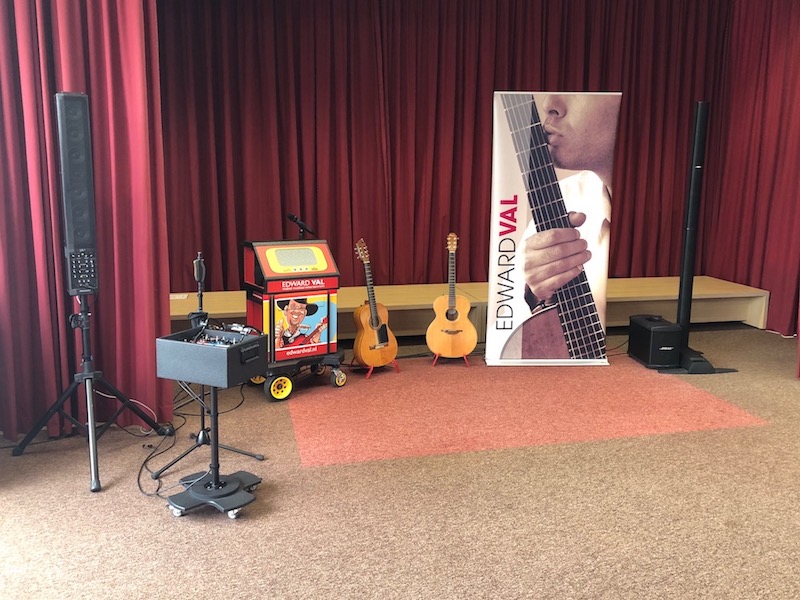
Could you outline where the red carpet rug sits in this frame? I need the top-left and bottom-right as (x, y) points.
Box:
(288, 355), (766, 467)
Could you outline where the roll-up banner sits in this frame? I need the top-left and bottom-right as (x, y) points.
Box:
(486, 92), (622, 366)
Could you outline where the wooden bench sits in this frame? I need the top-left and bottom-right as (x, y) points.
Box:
(169, 276), (769, 341)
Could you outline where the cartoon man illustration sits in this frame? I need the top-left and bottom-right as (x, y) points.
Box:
(274, 297), (327, 348)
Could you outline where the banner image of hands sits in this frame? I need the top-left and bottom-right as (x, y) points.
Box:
(486, 92), (622, 366)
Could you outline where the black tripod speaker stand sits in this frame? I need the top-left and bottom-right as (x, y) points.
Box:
(12, 293), (173, 492)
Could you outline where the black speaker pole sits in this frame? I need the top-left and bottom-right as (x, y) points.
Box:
(676, 102), (708, 344)
(674, 101), (734, 375)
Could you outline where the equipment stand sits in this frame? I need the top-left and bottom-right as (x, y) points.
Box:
(431, 354), (471, 367)
(356, 360), (400, 380)
(151, 382), (264, 479)
(166, 385), (261, 518)
(12, 294), (173, 492)
(153, 250), (264, 480)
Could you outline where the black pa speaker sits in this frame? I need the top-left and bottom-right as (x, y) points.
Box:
(628, 315), (681, 369)
(55, 92), (98, 295)
(56, 93), (96, 251)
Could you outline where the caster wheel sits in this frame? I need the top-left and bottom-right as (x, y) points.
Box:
(227, 509), (241, 519)
(331, 369), (347, 387)
(170, 506), (184, 517)
(248, 374), (267, 386)
(246, 484), (260, 492)
(313, 363), (327, 376)
(265, 375), (293, 401)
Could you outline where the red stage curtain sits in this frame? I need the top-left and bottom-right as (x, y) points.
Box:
(0, 0), (172, 441)
(155, 0), (798, 339)
(702, 0), (800, 350)
(156, 0), (732, 291)
(0, 0), (70, 441)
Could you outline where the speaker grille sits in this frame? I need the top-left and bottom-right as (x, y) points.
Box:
(56, 93), (97, 251)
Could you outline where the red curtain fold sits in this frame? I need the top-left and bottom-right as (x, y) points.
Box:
(703, 0), (800, 338)
(0, 0), (70, 441)
(0, 0), (172, 441)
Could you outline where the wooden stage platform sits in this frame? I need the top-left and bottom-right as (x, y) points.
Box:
(169, 276), (769, 342)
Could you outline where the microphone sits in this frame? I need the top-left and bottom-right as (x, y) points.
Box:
(287, 213), (316, 236)
(193, 252), (206, 285)
(190, 251), (208, 327)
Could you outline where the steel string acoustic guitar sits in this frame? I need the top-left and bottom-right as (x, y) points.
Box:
(425, 233), (478, 365)
(352, 238), (399, 377)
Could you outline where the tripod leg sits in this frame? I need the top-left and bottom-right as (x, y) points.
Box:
(218, 442), (265, 461)
(95, 375), (173, 436)
(85, 378), (101, 492)
(150, 438), (205, 479)
(12, 380), (81, 456)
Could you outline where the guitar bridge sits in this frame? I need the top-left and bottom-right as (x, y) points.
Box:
(369, 343), (386, 350)
(441, 329), (464, 335)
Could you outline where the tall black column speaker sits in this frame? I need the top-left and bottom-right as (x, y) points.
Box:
(673, 100), (731, 374)
(55, 92), (99, 295)
(676, 101), (708, 349)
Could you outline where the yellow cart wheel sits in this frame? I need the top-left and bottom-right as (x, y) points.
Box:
(331, 369), (347, 388)
(265, 375), (293, 402)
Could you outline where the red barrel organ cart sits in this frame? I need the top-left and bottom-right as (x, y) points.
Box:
(241, 240), (347, 400)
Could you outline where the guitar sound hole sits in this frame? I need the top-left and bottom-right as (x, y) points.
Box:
(446, 309), (458, 321)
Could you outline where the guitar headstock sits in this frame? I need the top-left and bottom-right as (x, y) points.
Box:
(355, 238), (370, 264)
(446, 232), (458, 252)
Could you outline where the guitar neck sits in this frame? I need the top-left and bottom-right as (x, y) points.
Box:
(447, 250), (456, 311)
(502, 94), (572, 231)
(501, 94), (605, 359)
(363, 262), (380, 327)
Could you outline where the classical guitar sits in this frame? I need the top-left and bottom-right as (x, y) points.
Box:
(425, 233), (478, 363)
(499, 94), (606, 360)
(352, 239), (399, 373)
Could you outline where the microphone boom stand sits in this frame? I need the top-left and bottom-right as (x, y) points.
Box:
(287, 213), (316, 240)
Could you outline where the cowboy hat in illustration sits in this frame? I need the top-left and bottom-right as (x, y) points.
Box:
(276, 297), (319, 315)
